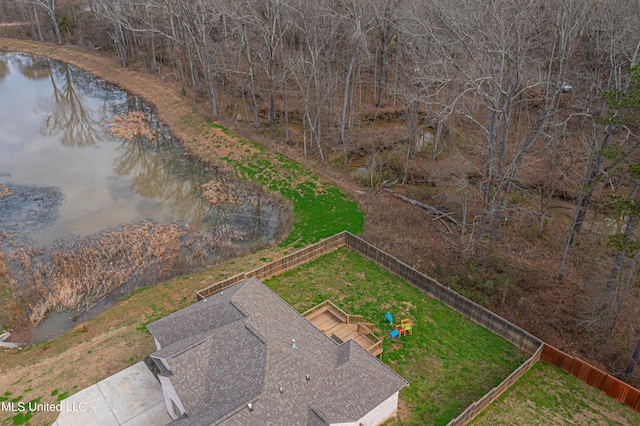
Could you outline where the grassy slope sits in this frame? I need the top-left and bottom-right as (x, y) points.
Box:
(471, 361), (640, 425)
(264, 247), (527, 425)
(206, 122), (364, 246)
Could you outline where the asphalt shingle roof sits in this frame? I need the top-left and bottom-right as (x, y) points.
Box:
(148, 277), (408, 425)
(147, 284), (245, 349)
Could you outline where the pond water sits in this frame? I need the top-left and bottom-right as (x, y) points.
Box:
(0, 53), (284, 342)
(0, 53), (280, 243)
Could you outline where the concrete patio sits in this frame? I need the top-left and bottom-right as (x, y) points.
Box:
(52, 361), (170, 426)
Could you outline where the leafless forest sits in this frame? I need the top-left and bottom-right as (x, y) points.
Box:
(2, 0), (640, 384)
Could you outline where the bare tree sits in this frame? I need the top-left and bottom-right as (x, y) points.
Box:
(372, 0), (399, 108)
(336, 0), (371, 155)
(20, 0), (62, 44)
(625, 340), (640, 379)
(402, 0), (588, 244)
(583, 180), (640, 340)
(251, 0), (287, 125)
(176, 0), (222, 118)
(287, 0), (342, 162)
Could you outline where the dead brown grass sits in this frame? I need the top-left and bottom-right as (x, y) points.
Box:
(0, 243), (288, 425)
(0, 253), (6, 277)
(106, 111), (154, 140)
(10, 221), (242, 326)
(200, 178), (241, 207)
(0, 252), (6, 278)
(0, 183), (10, 198)
(0, 232), (7, 277)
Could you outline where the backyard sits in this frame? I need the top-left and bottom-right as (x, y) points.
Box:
(264, 247), (528, 425)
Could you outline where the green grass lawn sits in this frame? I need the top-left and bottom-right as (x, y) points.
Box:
(211, 122), (364, 247)
(470, 361), (640, 426)
(264, 247), (528, 425)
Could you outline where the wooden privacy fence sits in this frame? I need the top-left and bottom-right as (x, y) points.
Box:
(196, 232), (346, 300)
(541, 344), (640, 412)
(343, 232), (543, 355)
(448, 344), (544, 425)
(199, 231), (543, 354)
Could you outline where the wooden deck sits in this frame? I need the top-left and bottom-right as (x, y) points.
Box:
(303, 301), (383, 357)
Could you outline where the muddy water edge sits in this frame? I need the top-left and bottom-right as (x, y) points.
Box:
(0, 53), (289, 343)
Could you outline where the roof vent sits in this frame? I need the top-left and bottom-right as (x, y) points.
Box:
(292, 339), (297, 349)
(279, 386), (284, 394)
(305, 374), (310, 382)
(247, 403), (253, 412)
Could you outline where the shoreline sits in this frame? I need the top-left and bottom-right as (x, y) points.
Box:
(0, 38), (363, 425)
(0, 51), (289, 339)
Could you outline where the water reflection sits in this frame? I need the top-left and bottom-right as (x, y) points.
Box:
(112, 124), (210, 227)
(41, 62), (104, 147)
(17, 56), (51, 80)
(0, 58), (8, 82)
(0, 52), (281, 244)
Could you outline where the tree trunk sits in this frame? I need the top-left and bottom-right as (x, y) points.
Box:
(575, 126), (616, 237)
(33, 3), (43, 42)
(625, 340), (640, 375)
(559, 125), (616, 280)
(403, 99), (418, 184)
(186, 41), (200, 91)
(338, 44), (358, 151)
(376, 18), (392, 107)
(268, 50), (276, 124)
(241, 22), (260, 128)
(202, 51), (218, 118)
(280, 50), (290, 144)
(49, 5), (62, 45)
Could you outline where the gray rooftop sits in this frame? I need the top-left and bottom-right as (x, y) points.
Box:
(148, 277), (408, 425)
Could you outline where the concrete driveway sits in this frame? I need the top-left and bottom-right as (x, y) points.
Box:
(52, 361), (171, 426)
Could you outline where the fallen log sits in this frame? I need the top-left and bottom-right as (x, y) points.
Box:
(383, 188), (459, 226)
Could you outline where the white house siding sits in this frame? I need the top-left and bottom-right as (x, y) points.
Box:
(330, 392), (400, 426)
(158, 374), (186, 420)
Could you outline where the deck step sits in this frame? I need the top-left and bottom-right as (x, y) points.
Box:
(304, 301), (382, 357)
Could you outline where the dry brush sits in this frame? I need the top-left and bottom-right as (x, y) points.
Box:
(9, 221), (244, 326)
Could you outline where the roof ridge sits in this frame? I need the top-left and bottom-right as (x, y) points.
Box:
(242, 277), (346, 351)
(152, 316), (248, 360)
